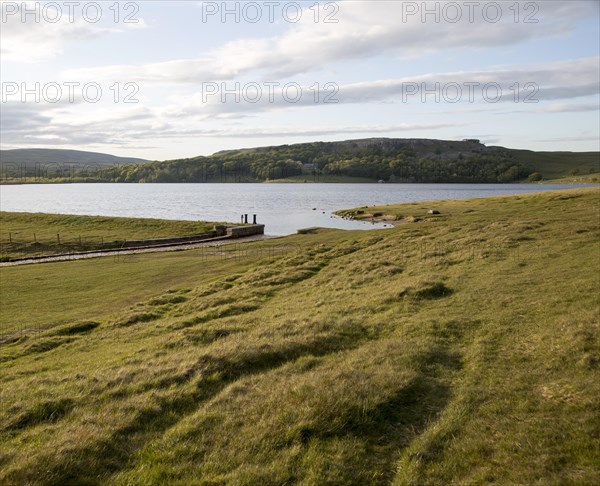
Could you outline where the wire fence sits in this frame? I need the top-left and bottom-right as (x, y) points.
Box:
(0, 232), (126, 260)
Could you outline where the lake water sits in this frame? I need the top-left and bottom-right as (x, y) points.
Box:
(0, 183), (589, 235)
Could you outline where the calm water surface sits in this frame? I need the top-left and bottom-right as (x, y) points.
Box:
(0, 183), (589, 235)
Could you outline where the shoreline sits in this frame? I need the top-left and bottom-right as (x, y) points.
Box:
(1, 178), (598, 186)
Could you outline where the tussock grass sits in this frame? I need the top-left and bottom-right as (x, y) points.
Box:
(0, 188), (598, 485)
(51, 321), (100, 336)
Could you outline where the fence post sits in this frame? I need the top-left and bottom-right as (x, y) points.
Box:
(33, 233), (37, 243)
(57, 234), (61, 244)
(8, 233), (11, 243)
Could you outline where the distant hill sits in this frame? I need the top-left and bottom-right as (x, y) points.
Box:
(142, 138), (597, 183)
(507, 149), (599, 180)
(212, 138), (598, 179)
(1, 139), (597, 183)
(0, 149), (148, 169)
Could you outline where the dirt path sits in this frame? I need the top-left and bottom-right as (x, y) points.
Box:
(0, 234), (279, 267)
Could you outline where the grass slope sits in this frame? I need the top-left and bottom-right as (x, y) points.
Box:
(510, 150), (599, 180)
(0, 188), (598, 485)
(541, 172), (600, 184)
(0, 212), (222, 260)
(0, 149), (148, 168)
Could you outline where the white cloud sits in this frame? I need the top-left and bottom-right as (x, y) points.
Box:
(338, 58), (600, 103)
(535, 103), (599, 113)
(123, 18), (148, 30)
(535, 135), (600, 145)
(149, 58), (600, 119)
(0, 1), (145, 62)
(64, 1), (599, 83)
(0, 96), (459, 148)
(156, 122), (462, 139)
(3, 57), (598, 151)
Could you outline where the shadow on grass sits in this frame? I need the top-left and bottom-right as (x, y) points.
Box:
(293, 349), (460, 485)
(17, 333), (369, 486)
(4, 399), (75, 432)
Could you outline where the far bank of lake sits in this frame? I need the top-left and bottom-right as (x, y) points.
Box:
(0, 183), (591, 235)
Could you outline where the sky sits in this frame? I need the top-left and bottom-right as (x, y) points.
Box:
(1, 0), (599, 160)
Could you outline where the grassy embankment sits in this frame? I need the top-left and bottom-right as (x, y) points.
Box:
(0, 213), (223, 260)
(540, 172), (600, 184)
(0, 188), (599, 485)
(510, 150), (599, 181)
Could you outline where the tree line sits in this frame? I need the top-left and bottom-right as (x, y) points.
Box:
(1, 139), (535, 183)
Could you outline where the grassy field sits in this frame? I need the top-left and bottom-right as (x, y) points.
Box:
(0, 212), (225, 260)
(0, 188), (599, 485)
(510, 150), (599, 180)
(540, 172), (600, 184)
